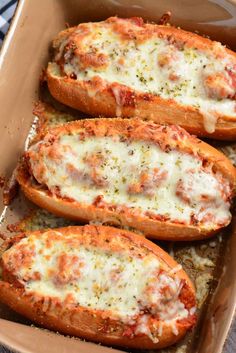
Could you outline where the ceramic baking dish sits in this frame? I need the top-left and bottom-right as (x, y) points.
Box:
(0, 1), (236, 352)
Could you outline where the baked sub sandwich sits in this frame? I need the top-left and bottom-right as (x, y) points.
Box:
(47, 17), (236, 140)
(0, 225), (196, 349)
(17, 119), (236, 240)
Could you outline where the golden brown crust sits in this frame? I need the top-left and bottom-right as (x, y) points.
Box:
(53, 17), (236, 63)
(0, 225), (196, 349)
(47, 65), (236, 141)
(47, 17), (236, 140)
(17, 118), (236, 241)
(0, 281), (189, 350)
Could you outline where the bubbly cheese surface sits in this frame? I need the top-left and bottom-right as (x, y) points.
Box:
(58, 18), (236, 132)
(2, 231), (190, 324)
(28, 134), (231, 228)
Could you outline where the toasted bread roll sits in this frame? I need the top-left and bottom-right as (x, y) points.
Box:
(0, 225), (196, 349)
(17, 118), (236, 240)
(47, 17), (236, 140)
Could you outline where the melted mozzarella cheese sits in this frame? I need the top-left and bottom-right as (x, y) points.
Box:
(62, 24), (236, 132)
(2, 231), (190, 325)
(29, 135), (231, 228)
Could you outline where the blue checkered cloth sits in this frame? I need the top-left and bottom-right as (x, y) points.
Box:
(0, 0), (17, 46)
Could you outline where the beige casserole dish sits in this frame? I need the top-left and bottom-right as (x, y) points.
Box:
(0, 1), (236, 353)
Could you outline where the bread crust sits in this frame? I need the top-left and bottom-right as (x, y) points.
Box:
(17, 118), (236, 241)
(0, 225), (196, 349)
(47, 64), (236, 140)
(47, 17), (236, 140)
